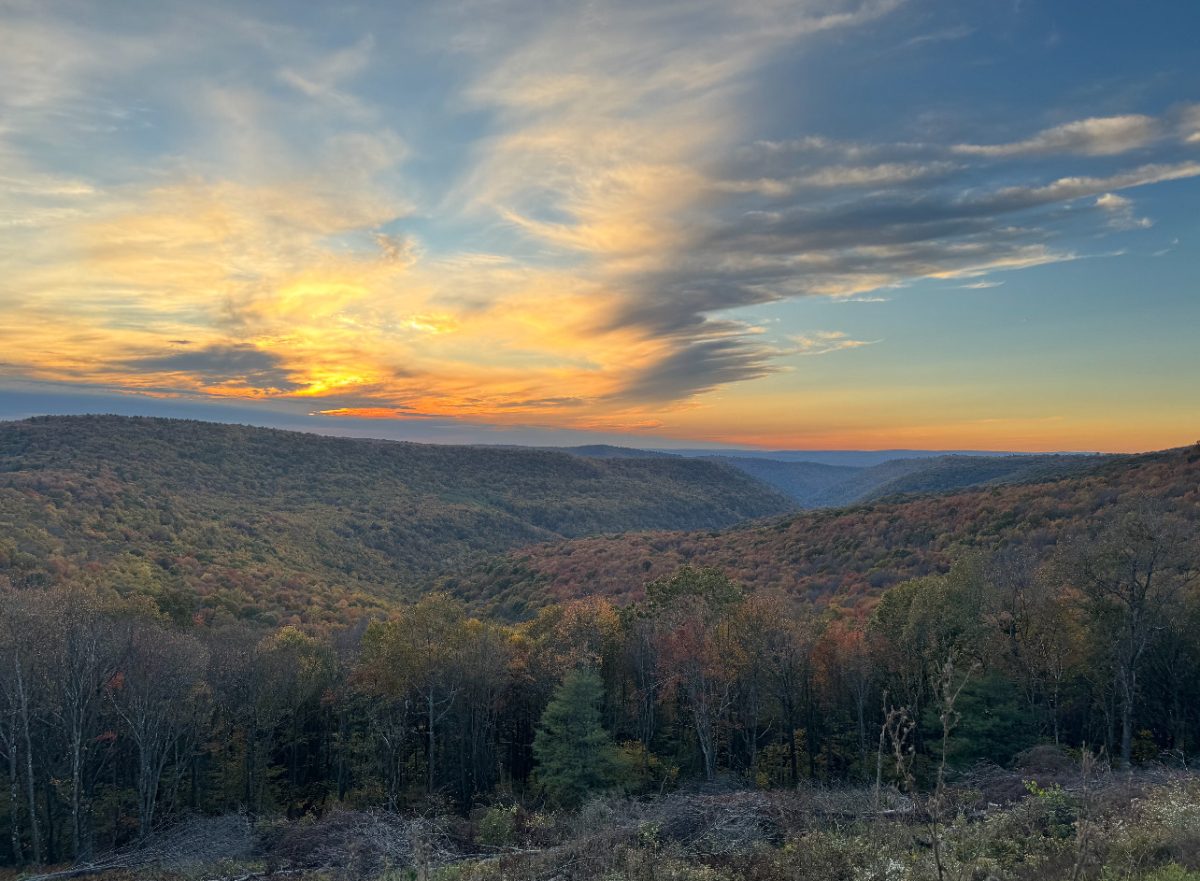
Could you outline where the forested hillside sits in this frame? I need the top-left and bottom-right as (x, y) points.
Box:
(854, 453), (1114, 503)
(557, 445), (1111, 508)
(686, 452), (1113, 508)
(0, 416), (792, 623)
(699, 456), (863, 506)
(1, 423), (1198, 878)
(449, 446), (1200, 618)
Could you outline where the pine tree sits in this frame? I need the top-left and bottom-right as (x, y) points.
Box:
(533, 667), (618, 807)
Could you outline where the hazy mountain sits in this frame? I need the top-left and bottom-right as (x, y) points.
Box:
(518, 444), (680, 459)
(698, 456), (862, 506)
(550, 445), (1109, 508)
(650, 448), (1044, 467)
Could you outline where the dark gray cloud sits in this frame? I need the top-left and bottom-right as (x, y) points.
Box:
(606, 150), (1198, 341)
(616, 336), (776, 403)
(703, 162), (1196, 257)
(123, 344), (300, 391)
(596, 124), (1200, 405)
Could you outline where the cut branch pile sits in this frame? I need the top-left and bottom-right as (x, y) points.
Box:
(20, 814), (254, 881)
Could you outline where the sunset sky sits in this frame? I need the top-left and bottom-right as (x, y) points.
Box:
(2, 0), (1197, 451)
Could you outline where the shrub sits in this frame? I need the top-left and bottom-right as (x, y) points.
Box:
(476, 805), (520, 849)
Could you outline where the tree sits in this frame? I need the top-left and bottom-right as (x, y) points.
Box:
(357, 594), (469, 795)
(979, 548), (1078, 744)
(107, 624), (209, 839)
(0, 589), (50, 865)
(260, 627), (335, 807)
(352, 624), (415, 810)
(533, 668), (618, 808)
(453, 617), (511, 802)
(817, 617), (875, 780)
(755, 595), (818, 785)
(46, 588), (129, 859)
(1064, 506), (1196, 768)
(647, 568), (744, 781)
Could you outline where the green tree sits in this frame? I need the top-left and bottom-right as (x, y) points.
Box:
(533, 668), (618, 808)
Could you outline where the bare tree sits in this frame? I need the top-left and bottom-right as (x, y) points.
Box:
(0, 589), (49, 864)
(42, 589), (129, 860)
(107, 624), (210, 839)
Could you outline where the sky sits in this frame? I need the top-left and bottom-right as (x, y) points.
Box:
(1, 0), (1197, 452)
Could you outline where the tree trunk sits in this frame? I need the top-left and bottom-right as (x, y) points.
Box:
(688, 692), (716, 782)
(427, 690), (436, 794)
(70, 721), (84, 859)
(784, 700), (799, 788)
(244, 726), (257, 814)
(1118, 666), (1134, 770)
(137, 744), (166, 841)
(21, 703), (41, 864)
(14, 657), (41, 865)
(697, 734), (715, 782)
(855, 689), (868, 780)
(7, 714), (23, 865)
(336, 706), (349, 801)
(43, 769), (56, 863)
(804, 673), (818, 780)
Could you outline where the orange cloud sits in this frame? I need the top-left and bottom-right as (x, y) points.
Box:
(0, 169), (719, 431)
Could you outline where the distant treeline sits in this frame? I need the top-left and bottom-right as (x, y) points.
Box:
(1, 502), (1197, 868)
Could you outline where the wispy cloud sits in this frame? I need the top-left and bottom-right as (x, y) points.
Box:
(1180, 103), (1200, 144)
(953, 115), (1162, 158)
(788, 331), (880, 355)
(717, 161), (959, 195)
(1095, 192), (1153, 229)
(901, 24), (974, 48)
(277, 35), (375, 117)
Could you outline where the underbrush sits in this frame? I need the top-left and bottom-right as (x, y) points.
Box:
(17, 770), (1200, 881)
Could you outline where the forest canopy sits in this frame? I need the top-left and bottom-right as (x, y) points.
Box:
(2, 498), (1197, 866)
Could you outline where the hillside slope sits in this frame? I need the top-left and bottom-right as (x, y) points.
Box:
(446, 446), (1200, 618)
(0, 416), (792, 623)
(704, 453), (1115, 508)
(857, 453), (1111, 501)
(556, 447), (1109, 508)
(700, 456), (862, 506)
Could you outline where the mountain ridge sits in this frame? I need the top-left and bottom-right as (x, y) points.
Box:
(0, 415), (793, 623)
(445, 445), (1197, 619)
(544, 444), (1111, 508)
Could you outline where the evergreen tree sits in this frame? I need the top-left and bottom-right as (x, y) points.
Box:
(533, 668), (618, 808)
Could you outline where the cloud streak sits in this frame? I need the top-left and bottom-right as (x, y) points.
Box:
(789, 331), (880, 355)
(953, 115), (1162, 157)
